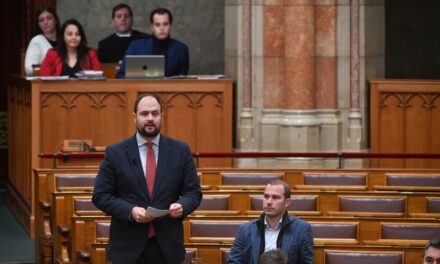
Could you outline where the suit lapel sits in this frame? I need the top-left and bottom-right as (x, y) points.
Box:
(151, 135), (171, 200)
(125, 135), (148, 196)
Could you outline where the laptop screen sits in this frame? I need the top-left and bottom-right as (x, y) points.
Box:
(125, 55), (165, 79)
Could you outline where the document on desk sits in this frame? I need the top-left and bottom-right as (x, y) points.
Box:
(145, 206), (168, 217)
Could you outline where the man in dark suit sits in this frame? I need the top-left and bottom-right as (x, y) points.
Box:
(98, 3), (149, 63)
(227, 180), (314, 264)
(117, 7), (189, 78)
(93, 93), (202, 263)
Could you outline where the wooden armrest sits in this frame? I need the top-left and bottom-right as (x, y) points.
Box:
(373, 185), (440, 192)
(77, 251), (91, 263)
(295, 185), (368, 191)
(57, 187), (93, 192)
(313, 238), (359, 245)
(95, 237), (109, 243)
(216, 185), (266, 190)
(364, 239), (427, 247)
(57, 224), (70, 237)
(39, 200), (51, 210)
(75, 210), (106, 216)
(189, 237), (235, 244)
(191, 210), (241, 216)
(408, 213), (440, 219)
(201, 185), (211, 190)
(326, 211), (404, 218)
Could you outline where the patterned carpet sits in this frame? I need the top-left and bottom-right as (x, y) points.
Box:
(0, 188), (35, 263)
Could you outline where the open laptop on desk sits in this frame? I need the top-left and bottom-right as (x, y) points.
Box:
(125, 55), (165, 79)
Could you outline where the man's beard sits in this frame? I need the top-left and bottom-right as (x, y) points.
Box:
(137, 124), (160, 139)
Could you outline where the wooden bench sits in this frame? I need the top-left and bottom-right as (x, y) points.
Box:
(295, 172), (368, 191)
(365, 222), (440, 247)
(34, 168), (97, 264)
(52, 193), (105, 264)
(192, 194), (240, 216)
(216, 172), (284, 190)
(188, 220), (246, 244)
(76, 220), (197, 264)
(324, 250), (403, 264)
(409, 196), (440, 218)
(310, 221), (359, 245)
(374, 173), (440, 192)
(327, 195), (406, 218)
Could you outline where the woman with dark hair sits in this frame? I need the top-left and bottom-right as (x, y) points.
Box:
(24, 6), (60, 75)
(40, 19), (101, 77)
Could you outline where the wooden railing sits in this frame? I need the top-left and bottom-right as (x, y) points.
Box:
(39, 151), (440, 169)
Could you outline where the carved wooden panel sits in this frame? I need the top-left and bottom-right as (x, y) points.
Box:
(8, 78), (233, 235)
(371, 80), (440, 168)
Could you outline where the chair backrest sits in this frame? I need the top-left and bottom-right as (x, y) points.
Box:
(386, 173), (440, 187)
(311, 222), (358, 239)
(220, 172), (283, 185)
(339, 196), (405, 213)
(250, 195), (318, 211)
(55, 174), (96, 191)
(381, 223), (440, 240)
(197, 195), (230, 210)
(325, 250), (403, 264)
(73, 197), (102, 215)
(95, 221), (110, 242)
(303, 173), (366, 186)
(189, 220), (244, 238)
(427, 197), (440, 213)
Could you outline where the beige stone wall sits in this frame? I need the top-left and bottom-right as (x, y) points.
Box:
(227, 0), (385, 168)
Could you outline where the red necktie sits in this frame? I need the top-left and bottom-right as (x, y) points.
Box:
(146, 141), (156, 237)
(146, 141), (156, 196)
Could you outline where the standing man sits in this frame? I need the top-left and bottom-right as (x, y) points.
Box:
(93, 94), (202, 263)
(117, 7), (189, 77)
(98, 3), (149, 63)
(228, 180), (314, 264)
(423, 238), (440, 264)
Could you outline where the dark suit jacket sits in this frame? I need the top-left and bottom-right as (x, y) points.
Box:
(98, 30), (149, 63)
(227, 214), (314, 264)
(116, 36), (189, 78)
(92, 134), (202, 264)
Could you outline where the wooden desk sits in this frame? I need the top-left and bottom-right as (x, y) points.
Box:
(7, 77), (234, 236)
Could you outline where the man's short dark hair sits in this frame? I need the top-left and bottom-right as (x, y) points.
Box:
(150, 7), (173, 24)
(425, 238), (440, 255)
(112, 3), (133, 19)
(267, 180), (291, 199)
(133, 93), (163, 113)
(259, 249), (288, 264)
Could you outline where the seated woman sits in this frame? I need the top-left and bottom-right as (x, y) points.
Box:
(40, 19), (101, 77)
(24, 6), (60, 76)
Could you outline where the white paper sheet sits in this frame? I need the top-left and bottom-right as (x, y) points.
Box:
(145, 206), (168, 217)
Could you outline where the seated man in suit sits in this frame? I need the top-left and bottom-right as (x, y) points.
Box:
(424, 238), (440, 264)
(228, 180), (314, 264)
(117, 7), (189, 78)
(98, 3), (148, 63)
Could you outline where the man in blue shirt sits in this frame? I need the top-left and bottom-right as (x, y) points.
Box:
(228, 180), (314, 264)
(117, 8), (189, 78)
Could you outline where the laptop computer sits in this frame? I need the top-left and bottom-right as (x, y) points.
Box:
(125, 55), (165, 79)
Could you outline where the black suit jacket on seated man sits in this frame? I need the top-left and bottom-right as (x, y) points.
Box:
(93, 134), (202, 263)
(98, 30), (149, 63)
